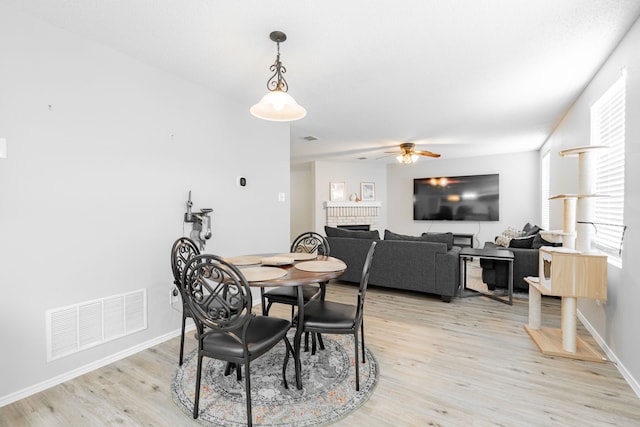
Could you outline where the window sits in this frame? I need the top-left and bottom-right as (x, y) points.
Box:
(590, 72), (626, 262)
(541, 149), (550, 230)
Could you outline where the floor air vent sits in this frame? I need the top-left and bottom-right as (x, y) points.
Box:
(46, 289), (147, 361)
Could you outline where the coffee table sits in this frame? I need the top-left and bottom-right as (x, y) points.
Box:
(459, 247), (514, 305)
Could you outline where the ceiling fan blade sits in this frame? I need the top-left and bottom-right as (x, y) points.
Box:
(415, 150), (441, 158)
(376, 153), (398, 160)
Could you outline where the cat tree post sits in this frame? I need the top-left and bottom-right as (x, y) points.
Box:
(558, 146), (607, 354)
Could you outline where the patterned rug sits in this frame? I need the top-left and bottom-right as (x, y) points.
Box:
(172, 333), (378, 426)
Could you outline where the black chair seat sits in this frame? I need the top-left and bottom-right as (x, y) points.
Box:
(202, 316), (291, 359)
(301, 300), (357, 330)
(264, 285), (320, 304)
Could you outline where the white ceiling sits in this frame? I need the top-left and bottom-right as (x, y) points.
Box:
(4, 0), (640, 164)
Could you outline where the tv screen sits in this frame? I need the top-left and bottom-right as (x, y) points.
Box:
(413, 174), (499, 221)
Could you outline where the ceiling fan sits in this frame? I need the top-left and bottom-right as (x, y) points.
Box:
(382, 143), (441, 163)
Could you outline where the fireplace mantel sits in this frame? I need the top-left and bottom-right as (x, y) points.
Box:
(324, 201), (382, 230)
(324, 201), (382, 208)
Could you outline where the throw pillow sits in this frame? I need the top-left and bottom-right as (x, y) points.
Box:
(324, 226), (380, 240)
(421, 232), (454, 250)
(384, 229), (424, 242)
(495, 227), (525, 248)
(523, 222), (534, 233)
(509, 235), (535, 248)
(524, 224), (542, 237)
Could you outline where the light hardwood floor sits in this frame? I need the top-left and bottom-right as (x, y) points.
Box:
(2, 280), (640, 426)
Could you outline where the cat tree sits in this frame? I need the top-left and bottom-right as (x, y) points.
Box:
(524, 146), (608, 362)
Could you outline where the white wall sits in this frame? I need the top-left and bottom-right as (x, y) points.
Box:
(0, 5), (290, 402)
(544, 16), (640, 392)
(311, 161), (388, 233)
(386, 151), (539, 247)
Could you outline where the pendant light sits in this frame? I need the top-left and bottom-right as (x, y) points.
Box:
(250, 31), (307, 122)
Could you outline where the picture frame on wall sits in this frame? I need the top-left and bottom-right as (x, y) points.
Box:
(360, 182), (375, 201)
(330, 182), (346, 201)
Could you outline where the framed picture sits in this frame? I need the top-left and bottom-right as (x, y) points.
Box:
(361, 182), (375, 201)
(330, 182), (345, 201)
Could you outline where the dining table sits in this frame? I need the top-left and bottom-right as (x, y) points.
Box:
(227, 253), (347, 390)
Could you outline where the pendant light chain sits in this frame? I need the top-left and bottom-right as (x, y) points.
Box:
(268, 39), (288, 92)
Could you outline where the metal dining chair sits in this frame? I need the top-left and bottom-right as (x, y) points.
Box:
(297, 241), (377, 390)
(170, 237), (200, 366)
(260, 231), (330, 351)
(261, 232), (330, 315)
(181, 254), (294, 426)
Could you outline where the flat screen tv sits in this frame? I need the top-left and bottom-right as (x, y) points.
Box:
(413, 174), (499, 221)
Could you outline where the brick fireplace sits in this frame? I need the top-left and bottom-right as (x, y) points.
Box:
(324, 201), (382, 230)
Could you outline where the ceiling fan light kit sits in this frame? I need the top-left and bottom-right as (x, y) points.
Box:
(387, 142), (440, 164)
(250, 31), (307, 122)
(397, 153), (419, 164)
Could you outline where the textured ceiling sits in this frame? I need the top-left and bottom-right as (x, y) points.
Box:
(4, 0), (640, 164)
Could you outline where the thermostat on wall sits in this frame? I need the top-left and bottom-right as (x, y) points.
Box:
(237, 176), (247, 187)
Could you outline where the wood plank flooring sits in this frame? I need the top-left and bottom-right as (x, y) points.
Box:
(2, 281), (639, 426)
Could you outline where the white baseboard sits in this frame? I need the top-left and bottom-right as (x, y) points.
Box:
(0, 323), (196, 408)
(577, 310), (640, 398)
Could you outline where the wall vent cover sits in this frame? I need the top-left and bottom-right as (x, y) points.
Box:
(46, 289), (147, 361)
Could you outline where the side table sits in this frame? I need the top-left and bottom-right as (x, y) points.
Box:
(459, 247), (514, 305)
(452, 233), (474, 248)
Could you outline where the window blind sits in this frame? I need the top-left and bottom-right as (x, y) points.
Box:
(590, 73), (626, 259)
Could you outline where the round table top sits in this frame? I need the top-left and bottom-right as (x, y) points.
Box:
(237, 255), (346, 287)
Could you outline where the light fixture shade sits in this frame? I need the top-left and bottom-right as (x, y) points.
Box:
(397, 153), (419, 163)
(250, 90), (307, 121)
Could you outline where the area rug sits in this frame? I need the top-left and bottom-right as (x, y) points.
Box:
(171, 333), (378, 426)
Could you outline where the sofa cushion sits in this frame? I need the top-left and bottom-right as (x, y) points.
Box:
(509, 235), (535, 248)
(384, 229), (424, 242)
(324, 226), (380, 240)
(383, 230), (454, 250)
(421, 232), (454, 250)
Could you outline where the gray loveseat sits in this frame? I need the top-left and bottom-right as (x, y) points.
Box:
(325, 227), (461, 302)
(480, 223), (561, 291)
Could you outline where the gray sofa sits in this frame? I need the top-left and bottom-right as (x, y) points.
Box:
(325, 227), (461, 302)
(480, 242), (539, 291)
(480, 223), (561, 291)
